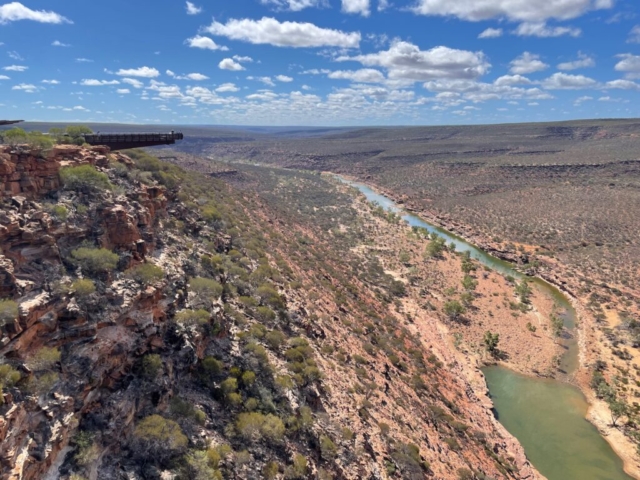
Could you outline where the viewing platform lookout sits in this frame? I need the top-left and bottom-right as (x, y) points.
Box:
(82, 131), (184, 151)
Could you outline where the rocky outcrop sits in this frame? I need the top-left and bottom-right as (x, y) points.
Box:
(0, 146), (176, 479)
(0, 145), (111, 200)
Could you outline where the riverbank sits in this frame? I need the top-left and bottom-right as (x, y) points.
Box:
(334, 173), (640, 480)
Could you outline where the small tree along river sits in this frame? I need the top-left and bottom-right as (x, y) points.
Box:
(339, 177), (631, 480)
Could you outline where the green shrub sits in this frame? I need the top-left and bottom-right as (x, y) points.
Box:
(239, 296), (258, 308)
(443, 300), (465, 321)
(389, 280), (406, 297)
(235, 450), (252, 467)
(265, 330), (286, 350)
(207, 447), (221, 469)
(27, 347), (61, 372)
(457, 468), (473, 480)
(341, 427), (354, 441)
(245, 397), (259, 411)
(71, 279), (96, 298)
(71, 247), (118, 275)
(391, 443), (425, 477)
(0, 363), (21, 402)
(284, 454), (307, 479)
(73, 430), (99, 466)
(189, 277), (223, 301)
(64, 125), (93, 145)
(462, 275), (477, 291)
(255, 306), (276, 323)
(0, 299), (19, 326)
(193, 409), (206, 425)
(483, 331), (500, 355)
(256, 284), (285, 310)
(263, 461), (280, 479)
(183, 450), (221, 480)
(171, 396), (196, 417)
(551, 314), (564, 337)
(425, 235), (447, 258)
(141, 354), (162, 379)
(49, 205), (69, 221)
(26, 131), (55, 151)
(221, 377), (238, 394)
(201, 356), (224, 377)
(248, 323), (267, 339)
(175, 309), (210, 326)
(201, 205), (221, 223)
(27, 371), (59, 395)
(236, 412), (285, 443)
(2, 128), (27, 145)
(320, 435), (337, 459)
(226, 392), (243, 407)
(128, 263), (164, 284)
(127, 149), (161, 172)
(0, 364), (21, 387)
(241, 371), (256, 387)
(60, 165), (112, 193)
(134, 415), (188, 454)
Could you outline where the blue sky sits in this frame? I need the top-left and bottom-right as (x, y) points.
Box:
(1, 0), (640, 126)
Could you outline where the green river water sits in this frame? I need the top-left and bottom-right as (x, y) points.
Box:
(341, 178), (631, 480)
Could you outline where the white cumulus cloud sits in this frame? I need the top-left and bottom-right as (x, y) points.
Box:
(615, 53), (640, 79)
(628, 25), (640, 44)
(204, 17), (361, 48)
(494, 74), (532, 86)
(509, 52), (548, 74)
(216, 83), (240, 92)
(81, 79), (121, 86)
(3, 64), (27, 71)
(513, 22), (581, 37)
(604, 79), (640, 90)
(12, 83), (37, 92)
(342, 0), (370, 16)
(0, 2), (71, 24)
(41, 79), (60, 84)
(411, 0), (613, 22)
(260, 0), (326, 11)
(117, 88), (131, 94)
(170, 72), (210, 81)
(219, 58), (245, 71)
(185, 35), (228, 51)
(338, 41), (489, 82)
(186, 73), (208, 81)
(115, 66), (160, 78)
(52, 40), (70, 47)
(249, 76), (276, 86)
(185, 1), (202, 15)
(328, 69), (385, 83)
(478, 27), (503, 38)
(122, 78), (144, 88)
(276, 75), (294, 82)
(542, 72), (598, 89)
(557, 52), (595, 70)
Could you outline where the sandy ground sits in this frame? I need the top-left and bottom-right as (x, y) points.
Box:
(351, 198), (562, 378)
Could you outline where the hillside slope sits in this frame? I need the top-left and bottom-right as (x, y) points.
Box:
(0, 145), (542, 480)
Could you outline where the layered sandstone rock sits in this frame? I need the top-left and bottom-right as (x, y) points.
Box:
(0, 145), (112, 200)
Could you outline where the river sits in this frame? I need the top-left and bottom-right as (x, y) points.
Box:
(340, 177), (631, 480)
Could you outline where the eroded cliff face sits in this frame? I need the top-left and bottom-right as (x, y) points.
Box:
(0, 145), (176, 479)
(0, 146), (538, 480)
